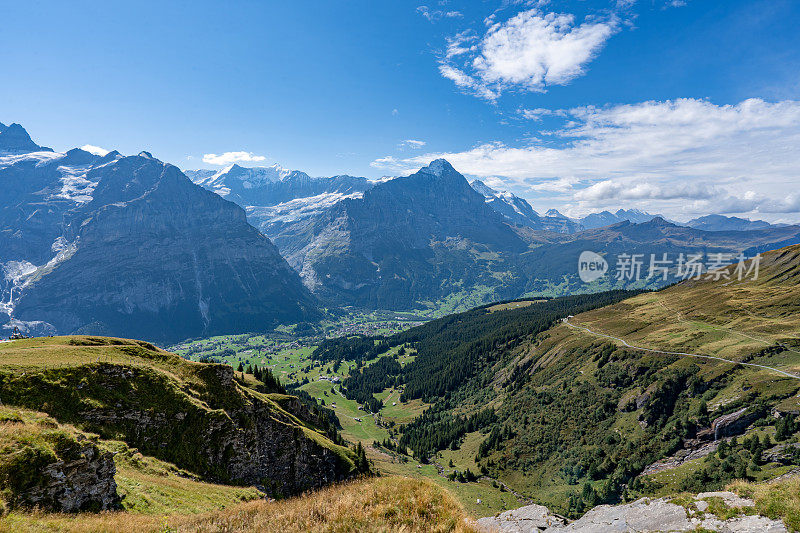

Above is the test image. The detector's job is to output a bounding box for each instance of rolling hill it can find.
[312,243,800,517]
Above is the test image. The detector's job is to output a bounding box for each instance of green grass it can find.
[0,336,359,488]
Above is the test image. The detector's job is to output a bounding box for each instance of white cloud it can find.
[519,107,561,120]
[438,64,499,100]
[80,144,110,156]
[399,139,426,149]
[575,180,717,201]
[371,98,800,220]
[439,9,619,98]
[370,156,399,169]
[417,5,463,22]
[201,151,267,166]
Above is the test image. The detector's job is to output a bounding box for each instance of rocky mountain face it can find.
[273,159,532,309]
[0,122,52,153]
[1,124,318,342]
[75,362,352,493]
[249,161,800,310]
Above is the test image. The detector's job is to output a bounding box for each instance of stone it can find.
[695,491,755,508]
[476,503,567,532]
[8,438,120,513]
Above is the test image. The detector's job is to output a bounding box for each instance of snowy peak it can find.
[185,163,295,198]
[470,179,498,198]
[223,163,293,184]
[420,158,456,177]
[545,209,567,218]
[0,122,52,154]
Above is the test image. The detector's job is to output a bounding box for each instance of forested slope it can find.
[313,245,800,517]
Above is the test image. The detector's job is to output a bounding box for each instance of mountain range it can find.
[0,124,318,342]
[4,121,799,341]
[187,158,800,313]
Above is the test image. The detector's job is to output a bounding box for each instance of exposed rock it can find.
[560,498,692,532]
[641,440,719,475]
[476,503,567,532]
[476,495,788,532]
[696,491,755,508]
[711,408,762,440]
[763,442,800,463]
[3,436,120,513]
[695,515,786,532]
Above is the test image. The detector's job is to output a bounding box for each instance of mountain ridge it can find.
[1,124,319,342]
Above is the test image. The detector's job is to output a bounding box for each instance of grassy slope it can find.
[1,477,479,533]
[0,336,357,488]
[399,245,800,515]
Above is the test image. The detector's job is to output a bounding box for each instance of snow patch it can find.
[247,192,363,225]
[53,164,98,204]
[0,150,65,168]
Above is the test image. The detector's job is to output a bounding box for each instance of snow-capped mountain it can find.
[470,180,582,234]
[185,163,292,198]
[186,163,374,238]
[1,124,318,341]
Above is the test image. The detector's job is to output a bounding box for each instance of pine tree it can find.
[355,442,369,473]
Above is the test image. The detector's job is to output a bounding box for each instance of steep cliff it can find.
[0,336,361,498]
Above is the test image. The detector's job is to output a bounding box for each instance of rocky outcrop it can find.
[79,363,357,495]
[1,434,119,513]
[477,493,787,532]
[711,407,762,440]
[0,344,358,498]
[21,441,119,512]
[476,504,566,532]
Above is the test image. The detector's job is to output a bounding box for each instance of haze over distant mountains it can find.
[3,121,799,342]
[187,158,800,311]
[187,160,786,237]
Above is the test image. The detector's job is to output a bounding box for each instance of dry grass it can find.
[730,476,800,531]
[0,477,480,533]
[565,245,800,375]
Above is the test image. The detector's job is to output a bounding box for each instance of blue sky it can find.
[2,0,800,221]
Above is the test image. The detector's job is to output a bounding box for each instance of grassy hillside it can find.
[1,477,478,533]
[307,244,800,518]
[0,336,362,502]
[463,245,800,514]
